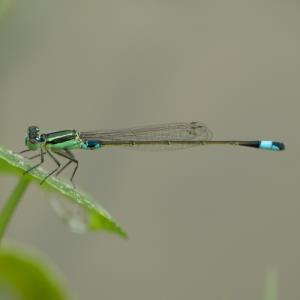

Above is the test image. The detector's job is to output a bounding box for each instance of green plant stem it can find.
[0,176,30,244]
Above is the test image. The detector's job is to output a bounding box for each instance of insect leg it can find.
[19,149,32,154]
[53,150,79,186]
[28,152,46,160]
[40,150,61,185]
[23,149,45,175]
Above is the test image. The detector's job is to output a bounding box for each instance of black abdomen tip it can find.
[273,142,285,151]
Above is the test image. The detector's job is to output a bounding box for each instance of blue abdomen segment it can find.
[259,141,285,151]
[81,140,102,150]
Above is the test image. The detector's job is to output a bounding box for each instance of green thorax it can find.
[44,130,83,150]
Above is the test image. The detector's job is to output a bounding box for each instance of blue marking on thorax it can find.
[82,140,102,150]
[260,140,277,151]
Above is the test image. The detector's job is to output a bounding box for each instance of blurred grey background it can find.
[0,1,299,299]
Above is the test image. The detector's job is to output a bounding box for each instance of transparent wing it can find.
[80,122,213,151]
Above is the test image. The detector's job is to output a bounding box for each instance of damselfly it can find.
[20,122,285,185]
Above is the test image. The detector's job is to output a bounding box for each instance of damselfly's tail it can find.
[206,140,285,151]
[239,140,285,151]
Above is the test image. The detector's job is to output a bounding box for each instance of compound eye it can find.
[28,126,40,143]
[28,126,40,133]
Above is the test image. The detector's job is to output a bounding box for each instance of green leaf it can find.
[0,177,30,243]
[0,246,70,300]
[0,145,127,238]
[263,266,278,300]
